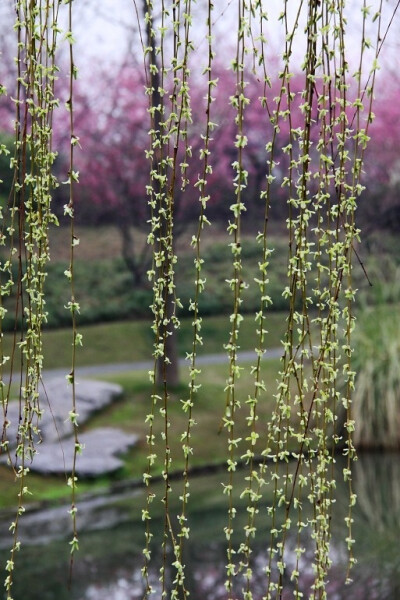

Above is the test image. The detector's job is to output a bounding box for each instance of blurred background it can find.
[0,1,399,598]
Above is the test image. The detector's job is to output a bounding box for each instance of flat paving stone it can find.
[0,379,140,477]
[1,378,123,449]
[30,427,139,477]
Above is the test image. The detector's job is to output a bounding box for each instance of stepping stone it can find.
[0,379,140,476]
[1,378,123,449]
[29,427,139,477]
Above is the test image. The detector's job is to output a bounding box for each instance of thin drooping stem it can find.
[2,1,63,597]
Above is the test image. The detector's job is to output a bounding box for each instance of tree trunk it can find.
[156,285,180,387]
[143,0,180,386]
[119,221,144,286]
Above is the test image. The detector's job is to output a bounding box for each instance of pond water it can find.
[1,453,399,600]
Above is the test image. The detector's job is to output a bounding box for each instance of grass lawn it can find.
[91,357,281,474]
[0,308,287,509]
[2,311,286,371]
[0,357,282,509]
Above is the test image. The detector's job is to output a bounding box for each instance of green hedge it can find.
[0,234,396,331]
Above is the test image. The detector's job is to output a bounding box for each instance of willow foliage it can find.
[0,1,397,599]
[140,1,389,599]
[0,1,79,597]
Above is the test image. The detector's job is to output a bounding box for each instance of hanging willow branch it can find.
[64,0,81,573]
[0,2,76,597]
[138,1,394,599]
[0,0,397,598]
[1,3,61,596]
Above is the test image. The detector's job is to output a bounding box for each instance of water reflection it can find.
[354,453,400,531]
[1,453,400,600]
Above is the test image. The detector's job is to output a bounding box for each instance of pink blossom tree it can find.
[361,83,400,232]
[58,61,237,284]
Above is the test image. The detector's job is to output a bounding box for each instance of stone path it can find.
[1,378,139,477]
[39,348,282,379]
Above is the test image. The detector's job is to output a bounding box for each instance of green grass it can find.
[0,460,118,508]
[90,358,280,474]
[2,223,398,508]
[0,358,281,509]
[1,224,398,335]
[0,307,286,509]
[2,311,286,371]
[0,227,295,331]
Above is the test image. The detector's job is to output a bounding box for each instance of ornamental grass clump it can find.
[352,306,400,449]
